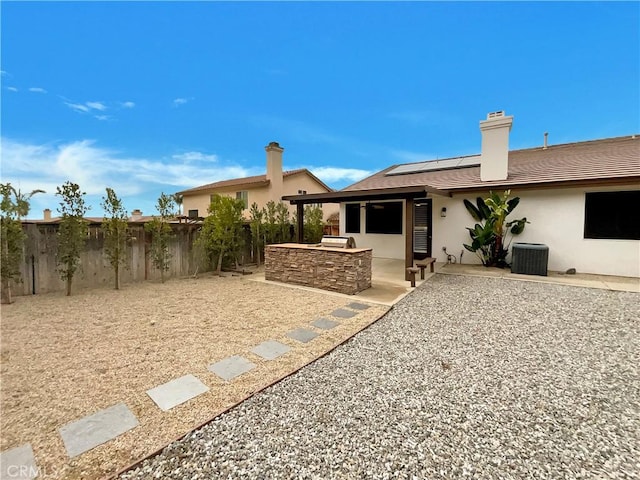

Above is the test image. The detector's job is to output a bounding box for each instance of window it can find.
[298,189,307,195]
[345,203,360,233]
[366,201,403,234]
[236,191,248,209]
[584,191,640,240]
[188,209,199,219]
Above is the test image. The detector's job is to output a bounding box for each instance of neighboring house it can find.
[177,142,337,220]
[284,112,639,278]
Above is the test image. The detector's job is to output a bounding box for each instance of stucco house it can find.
[284,112,639,278]
[177,142,336,220]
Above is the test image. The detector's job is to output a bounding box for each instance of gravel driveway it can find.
[120,274,640,479]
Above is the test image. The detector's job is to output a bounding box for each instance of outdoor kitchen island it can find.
[265,242,372,295]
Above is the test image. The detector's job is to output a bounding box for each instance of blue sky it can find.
[2,1,638,218]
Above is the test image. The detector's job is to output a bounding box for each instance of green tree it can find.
[263,200,279,245]
[275,202,291,243]
[463,190,528,268]
[101,187,129,290]
[173,193,183,216]
[197,194,244,274]
[56,181,89,296]
[302,205,324,243]
[144,192,176,283]
[248,202,264,266]
[0,184,43,303]
[14,187,45,219]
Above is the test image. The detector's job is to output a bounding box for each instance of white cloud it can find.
[29,87,47,93]
[86,101,107,111]
[173,97,193,107]
[121,101,135,108]
[63,99,111,114]
[0,70,8,77]
[7,86,18,92]
[172,151,218,163]
[94,115,111,121]
[0,137,252,215]
[310,167,372,183]
[65,102,90,113]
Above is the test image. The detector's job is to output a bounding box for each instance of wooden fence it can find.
[13,222,208,296]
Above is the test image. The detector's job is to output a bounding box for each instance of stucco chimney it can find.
[265,141,284,201]
[131,209,142,221]
[480,111,513,181]
[43,209,52,221]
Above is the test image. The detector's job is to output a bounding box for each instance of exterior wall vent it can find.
[511,243,549,276]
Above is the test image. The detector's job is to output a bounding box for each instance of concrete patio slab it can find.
[251,340,291,360]
[0,444,38,480]
[346,302,371,310]
[286,328,319,343]
[59,403,138,458]
[331,308,357,319]
[146,374,209,412]
[208,355,256,381]
[438,263,640,293]
[312,318,340,330]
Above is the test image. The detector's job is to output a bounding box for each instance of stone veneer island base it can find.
[265,243,372,295]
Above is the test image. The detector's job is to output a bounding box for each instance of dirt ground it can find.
[0,273,389,479]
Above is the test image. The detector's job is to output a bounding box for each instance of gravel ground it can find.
[119,274,640,480]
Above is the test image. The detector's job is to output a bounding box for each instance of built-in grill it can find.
[319,236,357,249]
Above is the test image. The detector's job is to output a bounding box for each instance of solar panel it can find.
[386,155,481,176]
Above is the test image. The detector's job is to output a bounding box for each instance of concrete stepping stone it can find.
[0,444,38,479]
[312,318,340,330]
[251,340,291,360]
[286,327,319,343]
[59,403,138,458]
[146,374,209,411]
[331,308,357,319]
[346,302,371,310]
[209,355,256,381]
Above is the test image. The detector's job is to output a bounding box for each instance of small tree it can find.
[249,202,264,266]
[144,193,176,283]
[275,202,292,243]
[0,184,43,303]
[263,200,279,246]
[56,181,89,296]
[303,205,324,243]
[463,190,528,268]
[101,187,129,290]
[197,194,244,274]
[173,193,183,216]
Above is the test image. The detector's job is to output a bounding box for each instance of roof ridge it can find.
[389,135,639,169]
[509,134,639,154]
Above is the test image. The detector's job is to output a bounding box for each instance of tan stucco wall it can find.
[282,174,339,220]
[181,173,338,221]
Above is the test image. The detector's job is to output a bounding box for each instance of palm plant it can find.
[463,190,528,267]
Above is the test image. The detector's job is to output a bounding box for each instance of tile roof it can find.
[177,168,313,195]
[344,135,640,193]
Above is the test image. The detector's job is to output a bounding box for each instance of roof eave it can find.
[282,185,449,204]
[445,176,640,195]
[177,180,271,195]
